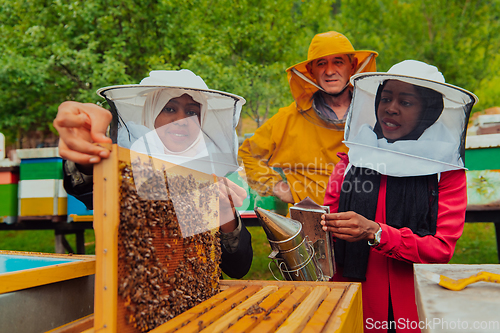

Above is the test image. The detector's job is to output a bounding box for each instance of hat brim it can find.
[350,73,478,106]
[286,50,378,77]
[96,85,246,106]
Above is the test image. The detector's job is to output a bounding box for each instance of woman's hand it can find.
[53,101,113,171]
[217,177,247,233]
[273,180,294,204]
[321,211,380,242]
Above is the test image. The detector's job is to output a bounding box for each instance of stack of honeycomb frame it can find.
[60,279,362,333]
[148,280,363,333]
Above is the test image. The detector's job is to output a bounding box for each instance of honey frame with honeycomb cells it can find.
[93,144,220,332]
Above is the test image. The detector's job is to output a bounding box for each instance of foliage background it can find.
[1,0,499,146]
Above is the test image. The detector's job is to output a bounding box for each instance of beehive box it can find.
[92,144,220,332]
[50,144,362,333]
[0,164,19,223]
[52,280,362,333]
[150,280,362,333]
[16,148,67,220]
[465,133,500,210]
[0,250,95,333]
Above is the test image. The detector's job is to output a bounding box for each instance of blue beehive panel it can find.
[67,194,93,216]
[0,254,80,274]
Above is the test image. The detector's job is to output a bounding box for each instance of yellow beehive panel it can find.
[274,286,329,333]
[53,281,362,333]
[149,286,245,333]
[201,285,278,333]
[175,285,262,333]
[150,281,361,333]
[322,283,363,333]
[224,285,295,333]
[301,288,346,333]
[19,197,67,216]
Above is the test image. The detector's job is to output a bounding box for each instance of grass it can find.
[0,229,96,255]
[1,223,497,279]
[449,222,499,264]
[228,225,276,281]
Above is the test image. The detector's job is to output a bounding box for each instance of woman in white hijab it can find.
[54,70,253,279]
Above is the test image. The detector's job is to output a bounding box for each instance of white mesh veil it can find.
[344,60,477,177]
[96,70,246,236]
[97,70,245,177]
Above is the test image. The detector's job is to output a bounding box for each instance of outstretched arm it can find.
[322,170,466,264]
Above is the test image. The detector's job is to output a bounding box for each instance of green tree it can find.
[3,0,499,147]
[0,0,190,145]
[334,0,500,112]
[0,0,335,142]
[164,0,334,129]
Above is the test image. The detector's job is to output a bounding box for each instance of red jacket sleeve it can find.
[374,169,466,263]
[323,152,349,213]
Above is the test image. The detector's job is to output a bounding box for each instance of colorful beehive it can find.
[465,133,500,210]
[0,162,20,224]
[150,280,363,333]
[16,148,67,220]
[0,250,95,333]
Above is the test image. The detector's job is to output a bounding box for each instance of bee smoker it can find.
[289,197,335,280]
[255,207,324,281]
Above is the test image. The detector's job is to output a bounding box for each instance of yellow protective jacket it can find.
[238,104,347,206]
[239,31,377,206]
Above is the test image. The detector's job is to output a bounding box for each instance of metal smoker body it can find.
[255,207,324,281]
[289,197,335,280]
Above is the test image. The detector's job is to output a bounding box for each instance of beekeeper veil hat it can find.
[97,69,246,177]
[286,31,378,130]
[344,60,477,177]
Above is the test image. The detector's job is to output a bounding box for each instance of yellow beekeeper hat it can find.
[287,31,378,112]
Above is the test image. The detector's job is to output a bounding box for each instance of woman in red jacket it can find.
[321,60,477,333]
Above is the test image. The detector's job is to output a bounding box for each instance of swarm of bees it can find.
[118,159,221,332]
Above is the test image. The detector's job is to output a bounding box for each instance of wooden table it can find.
[414,264,500,333]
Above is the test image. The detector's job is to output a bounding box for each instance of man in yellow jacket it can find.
[239,31,377,206]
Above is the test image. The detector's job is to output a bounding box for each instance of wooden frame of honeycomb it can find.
[93,144,220,332]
